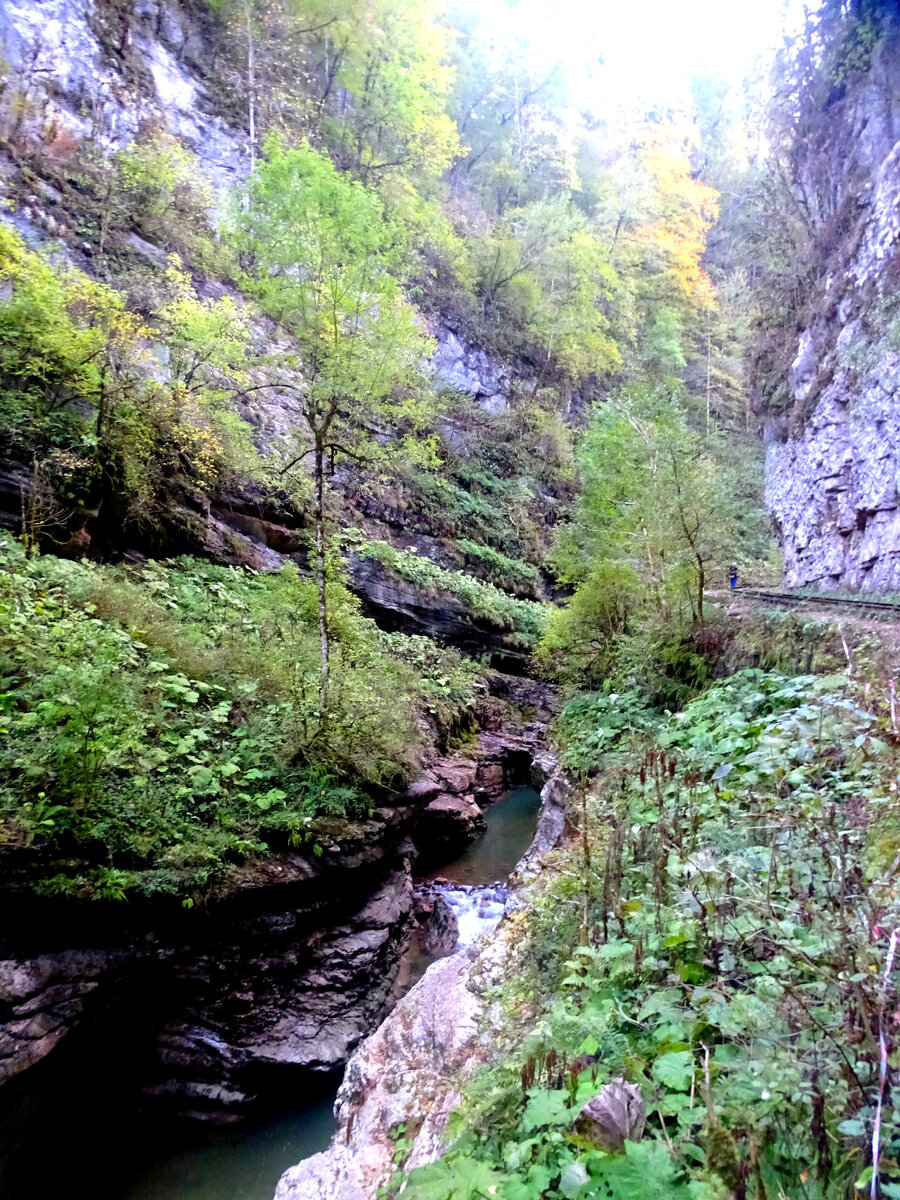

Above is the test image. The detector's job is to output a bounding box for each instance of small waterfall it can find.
[421,882,508,948]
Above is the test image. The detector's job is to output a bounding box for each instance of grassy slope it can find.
[0,540,485,901]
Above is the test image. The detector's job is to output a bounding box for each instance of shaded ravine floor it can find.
[91,784,542,1200]
[114,1082,341,1200]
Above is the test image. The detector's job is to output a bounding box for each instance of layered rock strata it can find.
[0,726,543,1124]
[275,764,571,1200]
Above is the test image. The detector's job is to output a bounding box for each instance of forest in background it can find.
[0,0,892,885]
[6,0,900,1196]
[0,0,790,900]
[0,0,883,897]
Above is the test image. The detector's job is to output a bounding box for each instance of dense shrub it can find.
[456,539,543,598]
[0,541,481,899]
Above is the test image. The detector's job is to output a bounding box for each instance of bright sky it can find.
[585,0,805,104]
[459,0,811,111]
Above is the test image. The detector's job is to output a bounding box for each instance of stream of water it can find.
[426,783,543,887]
[3,784,541,1200]
[115,1086,340,1200]
[405,782,543,983]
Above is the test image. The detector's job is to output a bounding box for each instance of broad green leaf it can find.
[651,1050,694,1091]
[521,1088,571,1132]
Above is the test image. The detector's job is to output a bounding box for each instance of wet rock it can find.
[0,467,30,532]
[475,761,504,792]
[277,752,568,1199]
[0,847,416,1118]
[514,765,568,883]
[435,759,477,794]
[419,896,459,956]
[147,867,416,1107]
[420,793,485,856]
[400,772,441,804]
[576,1079,646,1152]
[275,951,484,1200]
[0,950,120,1086]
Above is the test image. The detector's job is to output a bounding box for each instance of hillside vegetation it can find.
[6,1,900,1193]
[0,0,772,900]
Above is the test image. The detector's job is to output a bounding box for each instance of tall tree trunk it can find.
[696,556,705,631]
[580,785,592,944]
[314,438,329,689]
[95,365,107,441]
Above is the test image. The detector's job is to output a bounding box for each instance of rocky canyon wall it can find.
[0,1,529,567]
[763,16,900,590]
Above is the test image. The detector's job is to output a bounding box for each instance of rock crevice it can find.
[275,763,570,1200]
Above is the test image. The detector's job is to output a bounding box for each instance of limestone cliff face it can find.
[0,0,246,201]
[764,18,900,590]
[0,1,525,564]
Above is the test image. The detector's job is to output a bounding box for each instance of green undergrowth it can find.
[0,541,483,901]
[365,403,573,570]
[400,667,900,1199]
[350,535,548,650]
[390,469,513,547]
[541,602,868,711]
[455,539,543,598]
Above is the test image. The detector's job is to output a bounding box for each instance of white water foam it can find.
[431,883,508,947]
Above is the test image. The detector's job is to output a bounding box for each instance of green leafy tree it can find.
[233,137,435,684]
[215,0,460,186]
[0,224,146,452]
[447,11,572,211]
[550,384,768,675]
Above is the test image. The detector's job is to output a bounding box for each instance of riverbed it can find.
[1,784,541,1200]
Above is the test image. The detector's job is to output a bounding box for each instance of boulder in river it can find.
[419,793,485,856]
[419,895,459,955]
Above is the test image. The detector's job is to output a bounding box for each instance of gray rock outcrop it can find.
[763,16,900,590]
[349,554,534,673]
[418,895,459,956]
[430,327,511,413]
[275,761,568,1200]
[0,851,415,1116]
[0,726,544,1125]
[275,949,483,1200]
[0,0,246,197]
[407,730,545,864]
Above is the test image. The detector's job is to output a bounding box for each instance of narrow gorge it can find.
[3,2,900,1199]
